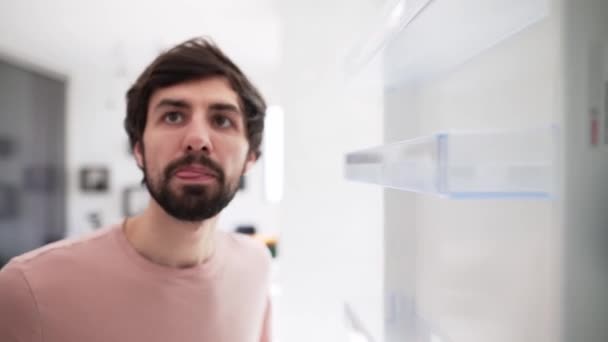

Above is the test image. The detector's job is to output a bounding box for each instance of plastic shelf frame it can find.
[345,126,558,199]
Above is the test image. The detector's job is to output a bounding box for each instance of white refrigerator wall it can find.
[276,1,385,341]
[383,2,564,342]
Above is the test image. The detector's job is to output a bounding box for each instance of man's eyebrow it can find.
[153,99,191,110]
[209,102,241,114]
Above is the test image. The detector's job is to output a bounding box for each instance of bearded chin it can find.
[143,169,239,222]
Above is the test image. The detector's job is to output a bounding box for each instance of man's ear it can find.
[243,151,258,175]
[133,142,144,169]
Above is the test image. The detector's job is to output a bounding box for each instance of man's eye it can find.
[164,112,184,124]
[213,115,233,128]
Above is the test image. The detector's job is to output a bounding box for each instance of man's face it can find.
[134,76,255,221]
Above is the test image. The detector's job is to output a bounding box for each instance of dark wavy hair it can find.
[124,37,266,159]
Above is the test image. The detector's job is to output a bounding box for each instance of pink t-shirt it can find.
[0,223,272,342]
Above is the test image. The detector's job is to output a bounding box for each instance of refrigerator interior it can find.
[343,0,608,341]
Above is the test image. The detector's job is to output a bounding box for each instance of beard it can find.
[142,152,241,222]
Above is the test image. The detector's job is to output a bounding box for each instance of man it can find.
[0,37,272,342]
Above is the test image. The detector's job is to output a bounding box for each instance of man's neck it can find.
[124,202,218,269]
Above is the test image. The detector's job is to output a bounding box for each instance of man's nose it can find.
[182,116,213,154]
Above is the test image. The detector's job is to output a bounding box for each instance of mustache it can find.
[164,153,225,182]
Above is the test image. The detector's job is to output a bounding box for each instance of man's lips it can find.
[173,166,218,181]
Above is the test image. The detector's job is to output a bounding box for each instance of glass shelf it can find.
[344,126,557,199]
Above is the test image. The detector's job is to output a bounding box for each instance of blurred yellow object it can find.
[254,234,278,258]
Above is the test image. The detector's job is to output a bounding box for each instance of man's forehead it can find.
[149,77,240,109]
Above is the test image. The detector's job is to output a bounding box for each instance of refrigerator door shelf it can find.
[344,0,549,88]
[344,126,557,199]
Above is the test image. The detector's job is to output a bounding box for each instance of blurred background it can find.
[1,0,607,341]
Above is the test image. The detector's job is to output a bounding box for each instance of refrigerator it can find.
[343,0,608,341]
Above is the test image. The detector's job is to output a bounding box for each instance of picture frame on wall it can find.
[79,166,110,193]
[122,185,150,217]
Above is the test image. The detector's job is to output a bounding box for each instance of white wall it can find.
[65,66,135,235]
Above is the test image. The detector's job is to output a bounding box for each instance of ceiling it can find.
[0,0,282,80]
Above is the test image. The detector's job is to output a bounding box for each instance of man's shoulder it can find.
[7,224,121,272]
[220,231,272,263]
[218,231,273,286]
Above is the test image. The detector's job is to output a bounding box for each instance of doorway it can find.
[0,59,67,267]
